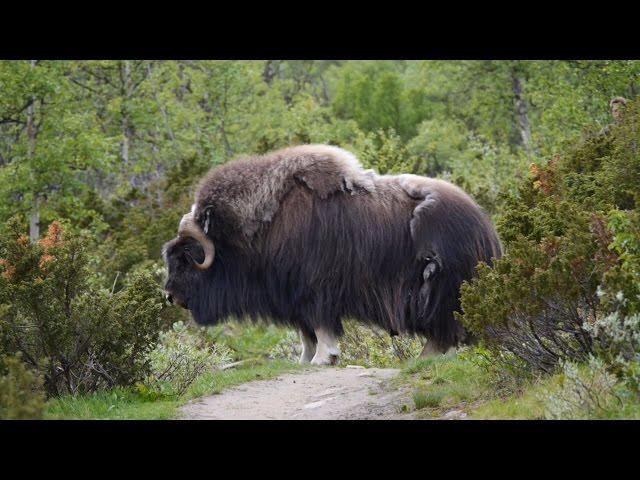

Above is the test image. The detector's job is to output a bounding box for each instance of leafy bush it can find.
[268,330,301,361]
[142,321,233,398]
[339,320,423,368]
[459,101,640,375]
[0,218,167,396]
[460,231,602,373]
[600,210,640,316]
[0,354,45,419]
[543,357,622,419]
[462,345,535,395]
[586,312,640,393]
[350,128,413,175]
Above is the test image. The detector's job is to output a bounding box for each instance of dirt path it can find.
[179,366,415,420]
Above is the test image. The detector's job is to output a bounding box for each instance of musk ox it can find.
[163,144,502,365]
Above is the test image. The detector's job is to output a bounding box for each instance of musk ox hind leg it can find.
[298,329,317,364]
[311,327,340,366]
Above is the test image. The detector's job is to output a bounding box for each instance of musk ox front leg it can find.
[298,330,317,364]
[310,327,340,366]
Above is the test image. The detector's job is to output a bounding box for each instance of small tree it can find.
[0,218,167,396]
[458,101,640,376]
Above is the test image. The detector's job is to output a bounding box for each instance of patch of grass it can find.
[184,359,300,398]
[45,356,300,419]
[399,353,494,416]
[591,396,640,419]
[395,348,640,420]
[471,375,559,419]
[43,319,300,420]
[207,322,292,360]
[413,390,445,409]
[45,388,179,420]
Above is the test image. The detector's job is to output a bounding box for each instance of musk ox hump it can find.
[194,144,376,243]
[281,144,376,198]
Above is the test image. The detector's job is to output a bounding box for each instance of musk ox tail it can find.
[399,175,502,351]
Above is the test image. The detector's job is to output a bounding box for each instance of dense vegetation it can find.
[1,60,639,419]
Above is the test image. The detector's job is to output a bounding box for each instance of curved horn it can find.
[178,213,215,270]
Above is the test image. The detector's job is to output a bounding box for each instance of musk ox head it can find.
[162,210,215,309]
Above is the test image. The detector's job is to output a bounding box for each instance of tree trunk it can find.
[27,60,40,242]
[512,73,533,156]
[262,60,278,85]
[120,60,132,166]
[29,196,40,242]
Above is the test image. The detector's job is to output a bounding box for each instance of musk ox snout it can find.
[165,290,187,309]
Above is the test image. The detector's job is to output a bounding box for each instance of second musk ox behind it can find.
[163,145,502,365]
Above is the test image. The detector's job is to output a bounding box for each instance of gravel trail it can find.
[179,366,414,420]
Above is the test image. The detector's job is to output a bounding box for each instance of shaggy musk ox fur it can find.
[163,144,502,352]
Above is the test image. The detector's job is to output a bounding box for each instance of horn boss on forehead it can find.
[178,212,215,270]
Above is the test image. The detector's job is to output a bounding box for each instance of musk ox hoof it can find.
[310,353,339,366]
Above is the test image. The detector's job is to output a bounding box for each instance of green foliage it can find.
[45,358,298,420]
[459,100,640,376]
[2,60,640,417]
[0,219,167,397]
[0,61,114,233]
[339,320,423,368]
[350,128,413,175]
[601,210,640,315]
[268,330,301,362]
[0,354,45,419]
[209,321,293,361]
[586,313,640,393]
[543,357,625,420]
[332,61,429,140]
[400,352,493,417]
[413,389,445,409]
[142,321,233,398]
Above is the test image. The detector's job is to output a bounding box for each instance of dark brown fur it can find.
[163,145,502,351]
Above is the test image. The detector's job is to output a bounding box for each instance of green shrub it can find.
[459,228,600,373]
[339,320,423,368]
[458,101,640,375]
[586,312,640,393]
[461,345,534,395]
[268,330,301,361]
[142,321,233,398]
[601,210,640,315]
[0,218,167,397]
[543,357,623,419]
[0,354,45,419]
